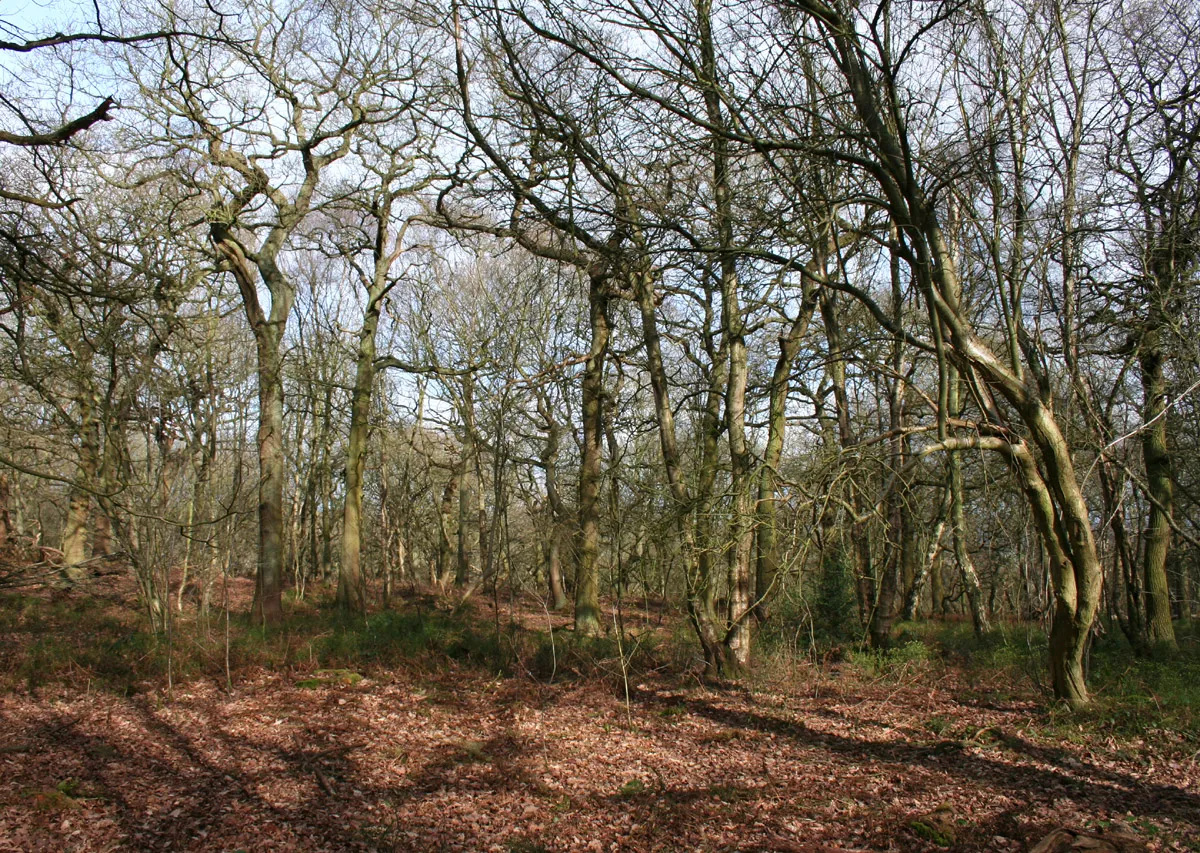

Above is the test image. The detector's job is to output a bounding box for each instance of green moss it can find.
[909,819,954,846]
[26,787,80,812]
[618,778,646,798]
[507,839,552,853]
[295,669,363,689]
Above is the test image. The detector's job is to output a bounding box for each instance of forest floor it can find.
[0,581,1197,852]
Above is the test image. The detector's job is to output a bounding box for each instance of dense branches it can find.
[0,0,1196,705]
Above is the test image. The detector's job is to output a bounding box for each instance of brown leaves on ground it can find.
[1028,828,1149,853]
[1,661,1197,853]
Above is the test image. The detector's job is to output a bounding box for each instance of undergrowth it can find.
[4,587,1197,750]
[754,598,1199,747]
[0,590,670,694]
[898,618,1200,746]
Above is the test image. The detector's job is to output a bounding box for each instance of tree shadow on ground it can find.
[6,679,1196,853]
[648,690,1199,826]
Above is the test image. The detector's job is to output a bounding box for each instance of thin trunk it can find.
[542,409,569,611]
[635,268,727,674]
[456,441,478,586]
[820,288,874,636]
[930,545,946,618]
[212,224,291,628]
[698,0,752,669]
[756,288,818,620]
[904,488,950,620]
[178,496,195,612]
[575,272,611,636]
[321,481,333,577]
[1100,460,1144,650]
[0,473,10,542]
[875,240,908,645]
[436,470,459,588]
[695,311,728,630]
[457,375,479,588]
[947,364,989,636]
[547,529,567,611]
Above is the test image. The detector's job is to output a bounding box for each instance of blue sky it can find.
[3,0,110,39]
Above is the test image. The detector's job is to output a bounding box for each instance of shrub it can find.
[814,553,857,645]
[848,639,932,678]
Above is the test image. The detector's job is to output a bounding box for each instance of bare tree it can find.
[134,0,423,624]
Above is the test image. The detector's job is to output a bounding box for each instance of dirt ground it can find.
[1,657,1196,852]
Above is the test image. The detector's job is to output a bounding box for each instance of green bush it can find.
[814,553,857,645]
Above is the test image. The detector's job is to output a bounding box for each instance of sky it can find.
[2,0,106,37]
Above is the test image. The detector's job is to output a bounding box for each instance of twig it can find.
[313,767,335,796]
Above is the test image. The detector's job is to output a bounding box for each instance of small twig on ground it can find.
[313,766,335,796]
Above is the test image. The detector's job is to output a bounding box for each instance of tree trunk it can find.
[820,288,875,638]
[799,0,1103,705]
[211,223,292,628]
[0,473,10,542]
[904,488,950,620]
[755,293,817,619]
[338,307,377,614]
[947,364,989,637]
[252,334,286,626]
[456,442,479,587]
[575,270,611,636]
[456,373,480,588]
[61,488,91,570]
[542,411,569,611]
[1139,319,1177,653]
[61,411,100,581]
[436,469,459,588]
[635,268,728,674]
[875,251,909,645]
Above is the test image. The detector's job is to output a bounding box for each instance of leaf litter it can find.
[1,660,1196,852]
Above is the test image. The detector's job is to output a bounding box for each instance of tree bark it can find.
[1139,316,1177,652]
[903,488,950,620]
[756,288,818,620]
[252,326,286,626]
[212,224,290,628]
[820,288,875,639]
[541,406,569,611]
[947,364,989,637]
[337,312,376,614]
[0,473,10,542]
[436,468,460,588]
[799,5,1103,703]
[575,268,611,636]
[635,268,728,674]
[61,407,101,581]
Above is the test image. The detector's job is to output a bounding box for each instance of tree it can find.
[733,0,1109,704]
[0,149,201,624]
[1103,0,1200,653]
[136,0,422,624]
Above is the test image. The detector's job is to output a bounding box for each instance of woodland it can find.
[0,0,1198,850]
